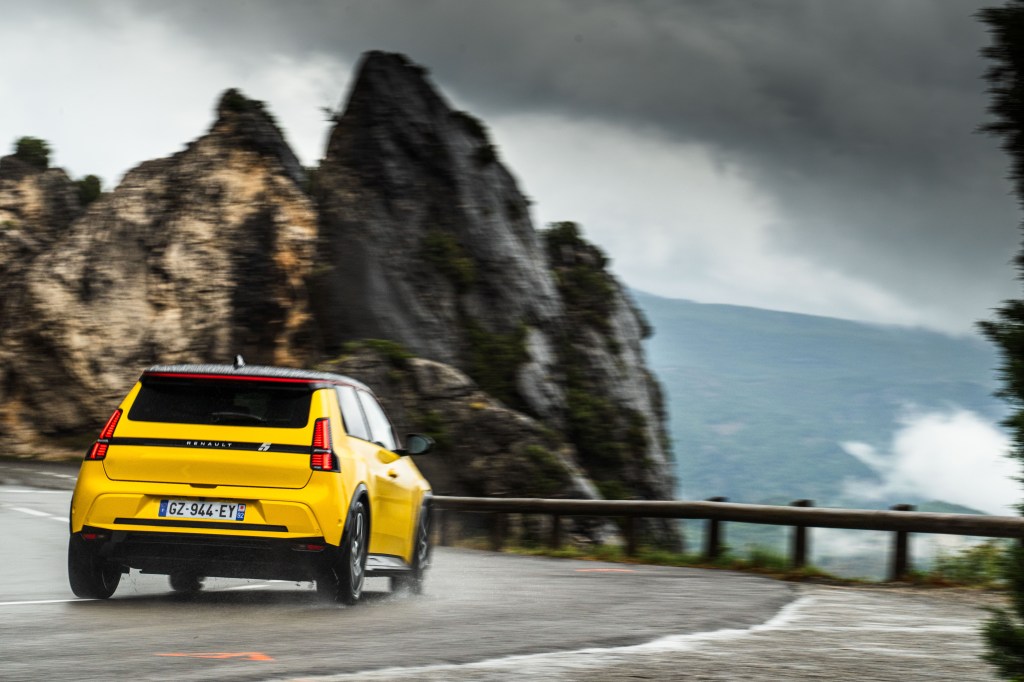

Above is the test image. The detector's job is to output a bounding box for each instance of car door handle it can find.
[387,468,399,479]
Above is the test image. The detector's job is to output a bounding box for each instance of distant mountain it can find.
[634,290,1004,506]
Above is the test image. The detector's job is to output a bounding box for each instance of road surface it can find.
[0,459,1000,681]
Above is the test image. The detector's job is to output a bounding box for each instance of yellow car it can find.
[68,361,434,603]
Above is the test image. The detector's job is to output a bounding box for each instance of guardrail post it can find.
[550,514,562,550]
[704,497,727,561]
[790,499,813,568]
[889,504,915,581]
[624,516,639,557]
[490,512,506,552]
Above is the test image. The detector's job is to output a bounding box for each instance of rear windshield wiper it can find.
[209,411,267,425]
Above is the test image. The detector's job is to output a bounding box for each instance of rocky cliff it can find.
[0,90,319,451]
[0,51,677,542]
[315,52,674,504]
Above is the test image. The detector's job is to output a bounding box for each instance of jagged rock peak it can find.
[207,88,305,187]
[341,51,451,123]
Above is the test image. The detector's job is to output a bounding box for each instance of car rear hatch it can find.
[102,374,319,489]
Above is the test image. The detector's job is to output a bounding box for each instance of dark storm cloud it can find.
[56,0,1024,326]
[136,0,1018,314]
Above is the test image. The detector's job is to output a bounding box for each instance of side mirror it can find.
[401,434,434,456]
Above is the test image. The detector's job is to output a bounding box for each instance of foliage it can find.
[501,541,836,579]
[931,540,1010,588]
[978,3,1024,675]
[522,445,566,497]
[13,136,50,169]
[218,89,281,128]
[464,319,528,408]
[342,338,412,368]
[594,479,629,500]
[221,88,252,113]
[75,175,102,206]
[303,166,321,197]
[985,546,1024,680]
[562,385,650,500]
[543,221,615,333]
[541,220,654,500]
[410,408,452,455]
[421,230,476,292]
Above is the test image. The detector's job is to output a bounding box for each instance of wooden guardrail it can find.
[432,496,1024,581]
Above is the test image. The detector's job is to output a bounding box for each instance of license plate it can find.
[158,499,247,521]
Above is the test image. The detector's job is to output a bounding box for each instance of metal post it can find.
[790,499,813,569]
[704,497,727,561]
[550,514,562,550]
[889,504,915,581]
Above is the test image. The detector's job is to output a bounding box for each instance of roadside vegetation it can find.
[442,532,1015,588]
[977,2,1024,677]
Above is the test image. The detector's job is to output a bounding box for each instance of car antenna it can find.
[234,354,246,369]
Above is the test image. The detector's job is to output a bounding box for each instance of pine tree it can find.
[979,2,1024,677]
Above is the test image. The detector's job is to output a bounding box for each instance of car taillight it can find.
[310,417,337,471]
[85,409,122,460]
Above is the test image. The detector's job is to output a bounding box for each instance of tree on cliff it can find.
[13,136,50,169]
[978,2,1024,677]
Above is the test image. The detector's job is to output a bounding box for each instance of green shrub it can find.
[221,89,250,113]
[543,221,616,333]
[931,540,1009,587]
[596,479,631,500]
[75,175,102,206]
[13,136,50,169]
[303,166,320,197]
[342,338,413,368]
[523,445,567,496]
[465,319,528,408]
[410,409,452,454]
[422,230,476,292]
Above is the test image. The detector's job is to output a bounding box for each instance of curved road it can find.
[0,460,999,681]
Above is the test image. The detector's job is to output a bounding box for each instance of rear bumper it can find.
[71,462,348,545]
[80,527,334,582]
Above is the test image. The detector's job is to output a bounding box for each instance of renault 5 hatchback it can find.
[68,362,433,604]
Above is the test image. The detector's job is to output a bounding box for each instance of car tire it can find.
[68,535,121,599]
[169,572,204,593]
[393,505,431,595]
[317,499,369,605]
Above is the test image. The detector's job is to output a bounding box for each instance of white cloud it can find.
[0,7,347,185]
[841,408,1017,515]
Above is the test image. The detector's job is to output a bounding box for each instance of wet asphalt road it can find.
[0,460,793,681]
[0,460,1000,681]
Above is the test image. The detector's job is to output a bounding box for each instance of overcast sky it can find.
[3,0,1019,335]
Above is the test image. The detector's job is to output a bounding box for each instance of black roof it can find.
[142,364,370,391]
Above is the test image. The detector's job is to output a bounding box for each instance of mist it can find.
[841,408,1017,516]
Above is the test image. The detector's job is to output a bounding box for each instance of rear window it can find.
[128,379,312,428]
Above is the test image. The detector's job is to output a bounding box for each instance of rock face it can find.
[316,52,673,505]
[0,51,678,547]
[0,90,319,451]
[318,346,596,500]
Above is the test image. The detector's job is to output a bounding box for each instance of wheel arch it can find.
[344,483,371,541]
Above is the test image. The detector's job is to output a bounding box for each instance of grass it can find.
[466,540,839,582]
[443,535,1011,589]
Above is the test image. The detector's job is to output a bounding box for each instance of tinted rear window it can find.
[129,379,312,428]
